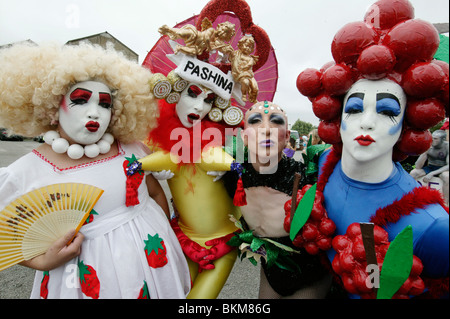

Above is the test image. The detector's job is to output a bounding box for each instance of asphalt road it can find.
[0,139,262,299]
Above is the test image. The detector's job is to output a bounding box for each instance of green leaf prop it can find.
[289,183,317,241]
[434,34,449,63]
[377,225,414,299]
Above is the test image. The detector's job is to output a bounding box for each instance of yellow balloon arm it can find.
[136,147,235,172]
[138,150,180,172]
[198,147,235,171]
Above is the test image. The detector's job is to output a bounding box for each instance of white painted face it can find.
[176,84,215,128]
[340,78,406,163]
[59,81,112,145]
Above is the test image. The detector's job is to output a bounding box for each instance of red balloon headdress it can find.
[296,0,448,161]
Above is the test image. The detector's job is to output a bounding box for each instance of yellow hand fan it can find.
[0,183,103,272]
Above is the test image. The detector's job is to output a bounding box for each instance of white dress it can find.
[0,142,191,299]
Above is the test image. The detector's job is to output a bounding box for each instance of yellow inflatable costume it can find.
[126,99,242,299]
[134,0,276,298]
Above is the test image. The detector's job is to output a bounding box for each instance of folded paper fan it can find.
[0,183,103,272]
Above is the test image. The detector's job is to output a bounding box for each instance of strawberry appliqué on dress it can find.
[123,154,145,207]
[78,260,100,299]
[138,281,150,299]
[144,233,168,268]
[40,271,50,299]
[83,209,98,225]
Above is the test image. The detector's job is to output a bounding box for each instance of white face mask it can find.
[340,78,406,163]
[176,84,215,128]
[59,81,112,145]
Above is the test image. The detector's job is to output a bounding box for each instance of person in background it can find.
[308,129,323,146]
[283,137,296,158]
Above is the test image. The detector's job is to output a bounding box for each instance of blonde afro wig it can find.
[0,42,158,144]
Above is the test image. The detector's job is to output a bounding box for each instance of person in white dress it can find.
[0,43,191,299]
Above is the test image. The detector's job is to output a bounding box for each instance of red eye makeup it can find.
[99,92,112,108]
[70,88,93,104]
[188,85,203,97]
[205,93,216,104]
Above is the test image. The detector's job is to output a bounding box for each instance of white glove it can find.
[151,170,175,180]
[207,171,226,182]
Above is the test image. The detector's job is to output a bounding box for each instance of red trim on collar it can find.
[32,142,125,172]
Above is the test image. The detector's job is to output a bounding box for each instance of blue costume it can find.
[319,150,449,297]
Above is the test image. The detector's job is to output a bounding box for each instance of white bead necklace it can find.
[43,130,114,160]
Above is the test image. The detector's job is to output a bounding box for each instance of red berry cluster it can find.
[332,222,425,299]
[296,0,448,161]
[284,185,336,255]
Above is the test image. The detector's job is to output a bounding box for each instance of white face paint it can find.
[176,84,215,128]
[59,81,112,145]
[340,78,406,163]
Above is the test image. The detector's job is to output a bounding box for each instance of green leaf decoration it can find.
[377,225,414,299]
[250,237,265,252]
[144,234,164,255]
[226,233,243,247]
[78,260,91,283]
[290,183,317,241]
[225,130,247,163]
[303,142,331,177]
[264,238,299,254]
[125,154,139,166]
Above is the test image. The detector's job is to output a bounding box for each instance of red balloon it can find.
[319,218,336,236]
[357,45,396,80]
[346,223,362,239]
[296,68,322,97]
[406,98,446,130]
[410,255,424,277]
[312,94,342,121]
[364,0,414,31]
[397,128,432,155]
[408,277,426,296]
[320,61,335,73]
[432,60,450,79]
[332,235,351,251]
[392,147,408,162]
[383,19,440,72]
[322,64,355,96]
[318,119,342,144]
[402,62,446,98]
[331,21,379,67]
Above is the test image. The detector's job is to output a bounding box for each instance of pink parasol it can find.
[142,12,278,112]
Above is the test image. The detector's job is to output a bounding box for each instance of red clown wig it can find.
[296,0,448,161]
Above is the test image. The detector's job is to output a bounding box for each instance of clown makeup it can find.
[176,84,216,128]
[340,78,406,164]
[58,81,112,145]
[242,101,289,172]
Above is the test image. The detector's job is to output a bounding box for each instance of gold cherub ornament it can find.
[158,18,235,57]
[158,18,260,104]
[225,35,259,103]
